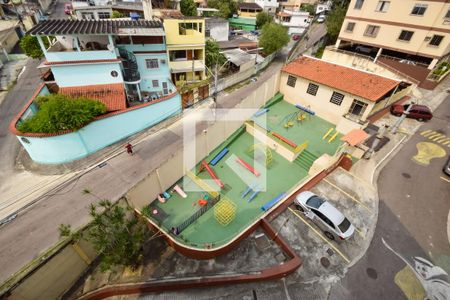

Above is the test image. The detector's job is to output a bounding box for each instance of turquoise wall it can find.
[134,53,172,93]
[17,94,182,164]
[51,62,124,87]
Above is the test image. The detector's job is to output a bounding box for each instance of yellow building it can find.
[238,3,263,18]
[335,0,450,70]
[163,17,206,85]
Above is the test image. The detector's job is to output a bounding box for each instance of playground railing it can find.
[174,195,221,234]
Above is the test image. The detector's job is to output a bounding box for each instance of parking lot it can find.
[271,167,378,280]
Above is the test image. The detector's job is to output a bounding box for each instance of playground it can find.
[145,94,345,249]
[252,99,343,158]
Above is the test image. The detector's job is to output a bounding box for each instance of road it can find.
[50,0,68,20]
[329,98,450,299]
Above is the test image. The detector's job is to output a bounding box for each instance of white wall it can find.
[279,72,375,133]
[207,21,229,42]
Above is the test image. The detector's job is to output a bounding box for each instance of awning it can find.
[340,129,370,146]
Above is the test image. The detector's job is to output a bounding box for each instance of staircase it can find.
[118,48,140,82]
[294,150,318,172]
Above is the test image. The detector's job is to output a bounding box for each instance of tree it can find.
[259,23,289,55]
[256,12,272,29]
[180,0,198,17]
[20,35,49,59]
[17,94,107,133]
[207,0,238,19]
[205,39,227,69]
[60,199,147,272]
[111,10,123,18]
[325,4,348,43]
[300,3,315,15]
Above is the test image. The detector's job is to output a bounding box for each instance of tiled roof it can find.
[29,19,163,36]
[341,129,369,146]
[239,2,262,10]
[282,56,400,102]
[59,83,126,112]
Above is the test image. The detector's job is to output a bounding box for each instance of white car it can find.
[294,191,355,241]
[316,15,326,23]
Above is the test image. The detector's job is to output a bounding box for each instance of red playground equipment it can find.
[199,160,224,189]
[271,132,297,148]
[236,157,260,177]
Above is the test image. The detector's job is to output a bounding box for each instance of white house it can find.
[205,18,229,42]
[275,9,310,35]
[254,0,279,14]
[279,56,411,133]
[315,1,332,15]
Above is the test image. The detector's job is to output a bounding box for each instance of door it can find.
[187,50,193,60]
[311,208,337,236]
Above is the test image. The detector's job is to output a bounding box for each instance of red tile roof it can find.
[341,129,369,146]
[59,83,126,112]
[282,56,400,102]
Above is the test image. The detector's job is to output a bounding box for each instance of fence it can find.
[175,194,221,234]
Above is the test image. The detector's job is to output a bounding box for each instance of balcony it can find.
[169,60,205,72]
[45,41,117,63]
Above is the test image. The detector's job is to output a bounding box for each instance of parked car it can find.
[316,15,326,23]
[294,191,355,241]
[64,3,73,14]
[443,155,450,176]
[390,103,433,121]
[292,34,301,41]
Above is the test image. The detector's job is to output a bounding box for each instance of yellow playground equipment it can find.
[294,140,309,153]
[214,198,236,226]
[247,144,273,166]
[323,128,339,143]
[281,111,308,128]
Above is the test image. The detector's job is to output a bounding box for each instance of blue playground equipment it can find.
[210,148,229,166]
[247,189,260,203]
[241,185,253,198]
[163,192,171,199]
[295,104,315,115]
[261,192,286,211]
[254,108,269,117]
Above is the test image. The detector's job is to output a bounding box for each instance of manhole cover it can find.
[320,257,330,268]
[402,173,411,179]
[366,267,378,279]
[326,248,334,256]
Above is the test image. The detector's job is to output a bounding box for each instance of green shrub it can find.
[18,94,107,133]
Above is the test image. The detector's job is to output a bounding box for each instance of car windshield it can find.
[338,218,351,233]
[306,196,325,209]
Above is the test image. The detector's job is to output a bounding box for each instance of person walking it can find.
[125,143,133,155]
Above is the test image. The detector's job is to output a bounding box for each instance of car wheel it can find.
[295,205,304,212]
[324,231,335,240]
[418,118,424,122]
[394,113,402,117]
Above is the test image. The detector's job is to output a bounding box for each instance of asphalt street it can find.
[0,23,327,285]
[329,97,450,299]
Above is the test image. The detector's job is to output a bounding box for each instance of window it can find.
[354,0,364,10]
[338,218,351,233]
[311,209,335,229]
[429,35,444,46]
[364,25,380,37]
[345,22,355,32]
[398,30,414,41]
[375,1,390,12]
[146,59,159,69]
[330,92,344,105]
[411,4,427,16]
[170,50,187,61]
[81,12,94,20]
[445,9,450,18]
[205,29,210,37]
[287,75,296,87]
[179,22,201,35]
[307,83,319,95]
[162,82,169,95]
[348,99,368,117]
[97,12,110,19]
[152,80,159,88]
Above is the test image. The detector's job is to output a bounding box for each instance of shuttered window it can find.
[307,83,319,96]
[330,92,344,106]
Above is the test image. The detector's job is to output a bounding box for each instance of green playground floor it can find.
[253,100,343,157]
[147,96,344,249]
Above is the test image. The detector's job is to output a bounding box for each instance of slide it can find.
[173,184,187,198]
[210,148,229,166]
[254,108,269,117]
[236,157,260,177]
[201,161,224,189]
[261,192,286,211]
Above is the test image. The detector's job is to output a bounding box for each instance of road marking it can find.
[323,179,373,213]
[440,176,450,183]
[420,130,450,148]
[420,129,433,137]
[288,207,350,264]
[412,142,446,166]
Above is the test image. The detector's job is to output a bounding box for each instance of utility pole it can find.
[390,102,414,134]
